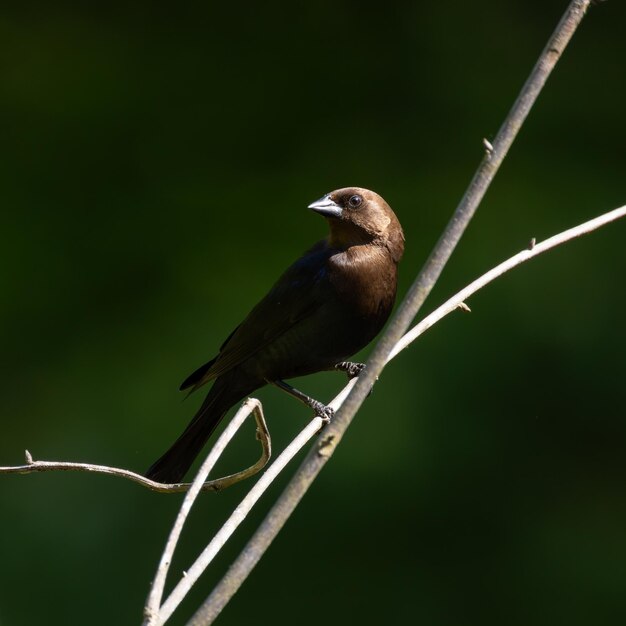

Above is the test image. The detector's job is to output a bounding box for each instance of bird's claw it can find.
[311,400,334,423]
[335,361,366,380]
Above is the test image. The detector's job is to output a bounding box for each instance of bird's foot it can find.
[310,400,334,423]
[335,361,366,379]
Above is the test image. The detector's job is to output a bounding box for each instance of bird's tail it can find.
[145,376,250,484]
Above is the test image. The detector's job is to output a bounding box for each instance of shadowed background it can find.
[1,1,625,624]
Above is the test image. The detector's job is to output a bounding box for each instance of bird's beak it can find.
[307,195,343,219]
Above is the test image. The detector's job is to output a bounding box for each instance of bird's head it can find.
[308,187,404,262]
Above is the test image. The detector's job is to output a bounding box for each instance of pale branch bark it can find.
[187,2,598,623]
[0,399,271,495]
[143,399,269,625]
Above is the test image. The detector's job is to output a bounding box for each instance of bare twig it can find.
[389,204,626,360]
[187,2,597,623]
[151,380,357,624]
[0,399,271,495]
[143,399,268,624]
[156,416,325,625]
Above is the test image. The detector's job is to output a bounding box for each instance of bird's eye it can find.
[348,194,362,208]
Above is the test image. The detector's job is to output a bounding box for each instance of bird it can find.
[146,187,405,484]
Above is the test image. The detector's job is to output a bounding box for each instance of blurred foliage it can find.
[1,1,625,624]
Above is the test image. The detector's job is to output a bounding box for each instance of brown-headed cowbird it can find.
[146,187,404,483]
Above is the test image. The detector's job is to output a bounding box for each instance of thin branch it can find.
[143,399,268,625]
[389,204,626,361]
[187,2,597,623]
[0,399,271,495]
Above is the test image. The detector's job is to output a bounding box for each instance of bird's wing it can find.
[183,241,334,391]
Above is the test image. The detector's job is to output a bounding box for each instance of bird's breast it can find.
[328,245,398,321]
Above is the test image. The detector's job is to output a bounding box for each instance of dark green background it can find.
[1,1,625,624]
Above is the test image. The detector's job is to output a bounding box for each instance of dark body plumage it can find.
[146,187,404,483]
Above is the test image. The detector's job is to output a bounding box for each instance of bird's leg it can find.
[270,379,334,422]
[334,361,366,379]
